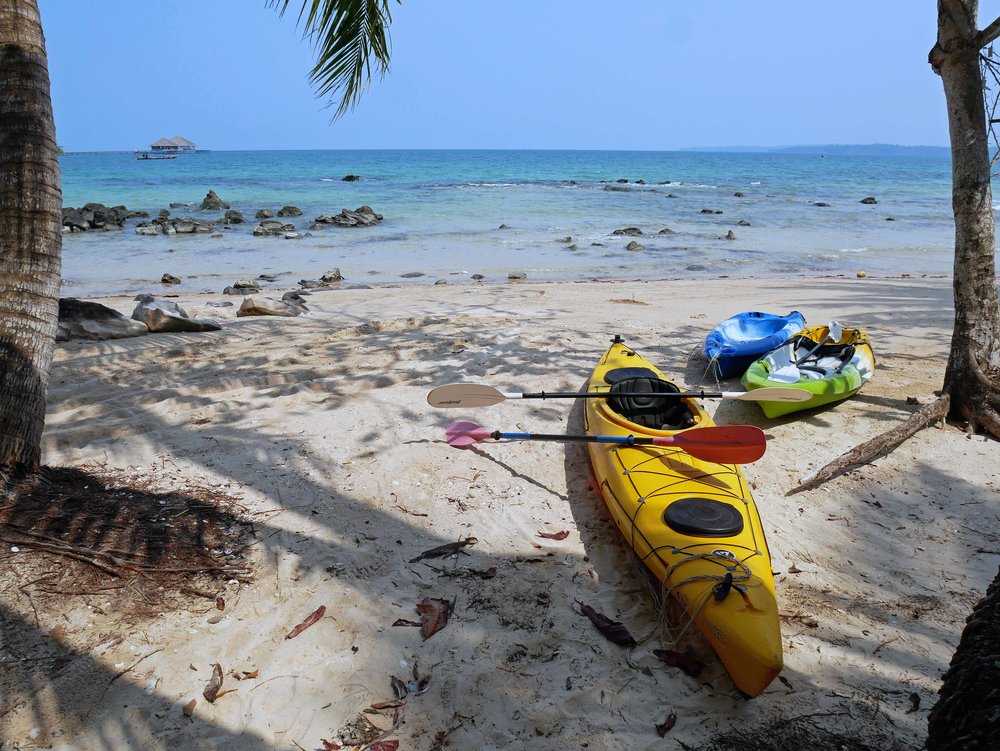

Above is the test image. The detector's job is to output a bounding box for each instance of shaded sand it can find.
[3,276,998,749]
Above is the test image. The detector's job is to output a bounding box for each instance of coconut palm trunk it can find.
[0,0,62,493]
[931,0,1000,436]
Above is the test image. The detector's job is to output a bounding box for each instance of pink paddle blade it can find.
[445,421,492,448]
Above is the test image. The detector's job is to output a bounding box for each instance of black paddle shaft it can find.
[521,390,719,400]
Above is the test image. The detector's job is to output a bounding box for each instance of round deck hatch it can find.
[663,498,744,537]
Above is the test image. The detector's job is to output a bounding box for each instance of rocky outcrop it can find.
[222,210,244,224]
[223,279,261,295]
[342,174,360,182]
[131,294,221,333]
[313,206,383,228]
[200,190,229,210]
[136,217,214,235]
[57,298,148,341]
[161,273,182,284]
[253,220,296,237]
[237,296,308,317]
[612,227,643,236]
[277,206,302,217]
[61,203,146,233]
[255,209,274,219]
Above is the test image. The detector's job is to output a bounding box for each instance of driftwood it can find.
[795,395,951,490]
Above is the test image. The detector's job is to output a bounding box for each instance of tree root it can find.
[793,395,951,491]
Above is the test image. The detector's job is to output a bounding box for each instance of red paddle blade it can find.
[654,425,766,464]
[445,421,492,448]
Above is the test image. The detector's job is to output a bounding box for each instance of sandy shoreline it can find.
[2,276,998,749]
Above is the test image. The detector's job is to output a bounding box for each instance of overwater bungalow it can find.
[149,135,197,153]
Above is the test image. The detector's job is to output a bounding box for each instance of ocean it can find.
[57,149,957,298]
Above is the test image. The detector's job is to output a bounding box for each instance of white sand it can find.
[3,276,998,749]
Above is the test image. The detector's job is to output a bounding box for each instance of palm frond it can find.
[268,0,398,118]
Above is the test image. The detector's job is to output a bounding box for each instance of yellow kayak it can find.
[584,336,782,697]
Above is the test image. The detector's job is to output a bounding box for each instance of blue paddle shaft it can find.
[494,431,652,445]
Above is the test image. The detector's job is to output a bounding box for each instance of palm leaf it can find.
[269,0,397,118]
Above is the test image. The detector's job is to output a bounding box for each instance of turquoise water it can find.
[58,149,956,297]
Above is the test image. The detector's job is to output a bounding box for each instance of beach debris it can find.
[780,611,818,628]
[409,536,477,563]
[787,562,802,574]
[234,668,259,680]
[795,394,951,489]
[656,712,677,737]
[371,699,406,711]
[369,741,399,751]
[576,602,637,648]
[416,597,452,639]
[391,675,408,699]
[652,649,704,677]
[203,663,224,702]
[537,530,570,540]
[182,698,197,717]
[200,190,229,210]
[906,692,921,713]
[286,605,326,639]
[392,618,421,628]
[320,740,342,750]
[56,298,149,342]
[778,675,794,691]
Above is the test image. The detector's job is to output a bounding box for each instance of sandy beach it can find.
[2,275,997,750]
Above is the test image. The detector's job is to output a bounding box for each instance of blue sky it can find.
[39,1,971,151]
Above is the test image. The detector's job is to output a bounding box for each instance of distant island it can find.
[679,144,950,157]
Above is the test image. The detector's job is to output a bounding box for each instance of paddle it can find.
[444,421,766,464]
[794,320,844,365]
[427,383,812,408]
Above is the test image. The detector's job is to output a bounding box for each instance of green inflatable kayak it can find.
[741,324,875,418]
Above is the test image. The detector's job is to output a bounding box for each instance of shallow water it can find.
[58,149,957,298]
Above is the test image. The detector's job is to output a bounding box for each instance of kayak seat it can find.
[607,377,695,430]
[663,497,744,537]
[604,367,661,384]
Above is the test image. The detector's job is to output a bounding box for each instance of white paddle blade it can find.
[736,387,812,403]
[428,384,508,408]
[828,320,843,342]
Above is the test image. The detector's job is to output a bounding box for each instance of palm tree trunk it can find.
[931,0,1000,437]
[926,565,1000,749]
[0,0,62,492]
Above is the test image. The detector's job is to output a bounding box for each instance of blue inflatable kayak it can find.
[703,310,807,379]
